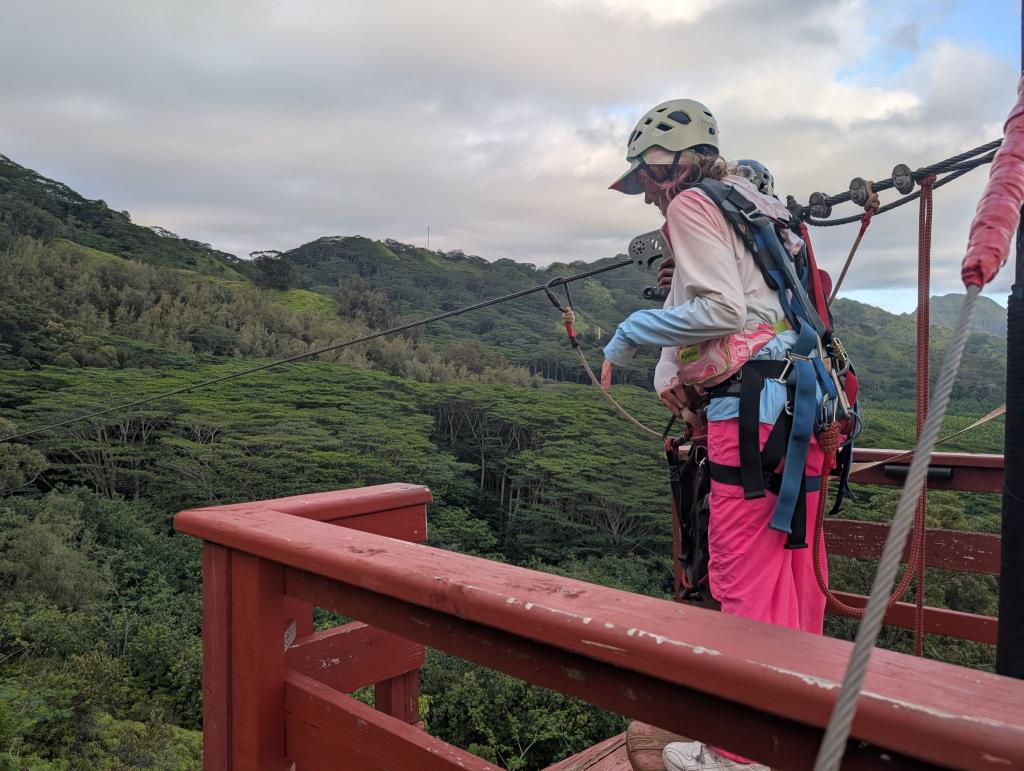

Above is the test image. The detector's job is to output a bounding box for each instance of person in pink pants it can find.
[601,99,829,770]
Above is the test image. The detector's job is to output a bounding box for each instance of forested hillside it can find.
[0,153,1007,769]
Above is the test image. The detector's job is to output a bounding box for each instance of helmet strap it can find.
[638,157,656,181]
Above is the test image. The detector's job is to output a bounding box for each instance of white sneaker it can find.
[662,741,770,771]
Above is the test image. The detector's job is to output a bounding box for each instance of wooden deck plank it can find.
[544,733,628,771]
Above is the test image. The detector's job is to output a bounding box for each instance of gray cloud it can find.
[0,0,1018,302]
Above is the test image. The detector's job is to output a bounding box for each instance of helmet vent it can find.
[703,110,713,117]
[655,107,667,112]
[656,122,673,132]
[644,118,653,125]
[667,110,691,125]
[709,126,716,135]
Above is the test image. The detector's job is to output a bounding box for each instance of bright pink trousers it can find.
[706,418,828,764]
[706,418,828,635]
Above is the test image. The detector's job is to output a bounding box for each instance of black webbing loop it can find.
[732,360,790,499]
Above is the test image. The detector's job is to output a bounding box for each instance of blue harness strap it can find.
[769,324,818,540]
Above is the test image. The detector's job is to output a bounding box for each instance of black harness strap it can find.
[707,461,821,494]
[736,360,789,499]
[829,440,857,516]
[707,359,813,549]
[706,460,816,551]
[789,475,809,550]
[668,438,712,601]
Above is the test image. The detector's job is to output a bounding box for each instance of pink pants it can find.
[707,418,828,764]
[706,418,828,635]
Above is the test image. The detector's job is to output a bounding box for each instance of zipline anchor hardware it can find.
[808,192,832,219]
[628,229,674,302]
[848,178,870,208]
[892,163,915,195]
[543,277,579,348]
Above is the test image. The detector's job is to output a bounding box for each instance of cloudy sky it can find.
[1,0,1020,311]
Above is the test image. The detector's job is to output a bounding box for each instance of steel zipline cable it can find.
[0,259,633,444]
[805,150,997,226]
[798,138,1002,223]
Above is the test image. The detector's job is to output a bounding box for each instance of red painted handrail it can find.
[176,494,1024,770]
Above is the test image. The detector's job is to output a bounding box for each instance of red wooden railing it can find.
[175,483,1024,770]
[670,447,1003,645]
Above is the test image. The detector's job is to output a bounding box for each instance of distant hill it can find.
[922,293,1007,336]
[0,153,245,278]
[0,151,1009,408]
[286,235,659,385]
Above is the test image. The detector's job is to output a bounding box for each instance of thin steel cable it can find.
[828,211,874,304]
[812,285,981,771]
[1,259,633,443]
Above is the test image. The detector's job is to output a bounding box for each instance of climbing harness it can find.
[666,434,712,603]
[688,179,859,546]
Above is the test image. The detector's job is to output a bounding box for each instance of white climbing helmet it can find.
[610,99,720,195]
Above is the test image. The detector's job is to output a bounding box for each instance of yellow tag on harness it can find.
[676,345,701,365]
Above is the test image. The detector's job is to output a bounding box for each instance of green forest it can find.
[0,153,1008,769]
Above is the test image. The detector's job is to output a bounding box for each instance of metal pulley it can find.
[808,191,832,219]
[628,229,672,273]
[849,177,870,207]
[892,163,915,195]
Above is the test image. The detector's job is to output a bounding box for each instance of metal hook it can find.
[543,277,573,313]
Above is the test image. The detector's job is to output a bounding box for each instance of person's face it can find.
[639,165,667,208]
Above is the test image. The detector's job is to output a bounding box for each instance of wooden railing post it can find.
[202,543,232,771]
[376,670,421,725]
[230,552,286,770]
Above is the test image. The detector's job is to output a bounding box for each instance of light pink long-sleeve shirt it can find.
[601,174,795,394]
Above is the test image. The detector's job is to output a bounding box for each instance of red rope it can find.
[912,176,936,656]
[826,208,875,306]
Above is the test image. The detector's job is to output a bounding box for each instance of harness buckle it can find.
[739,207,767,226]
[773,360,792,384]
[830,368,851,415]
[820,395,838,426]
[774,350,811,385]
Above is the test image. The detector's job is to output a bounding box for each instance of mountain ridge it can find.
[0,151,1008,407]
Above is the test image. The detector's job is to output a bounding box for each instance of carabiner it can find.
[543,277,573,313]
